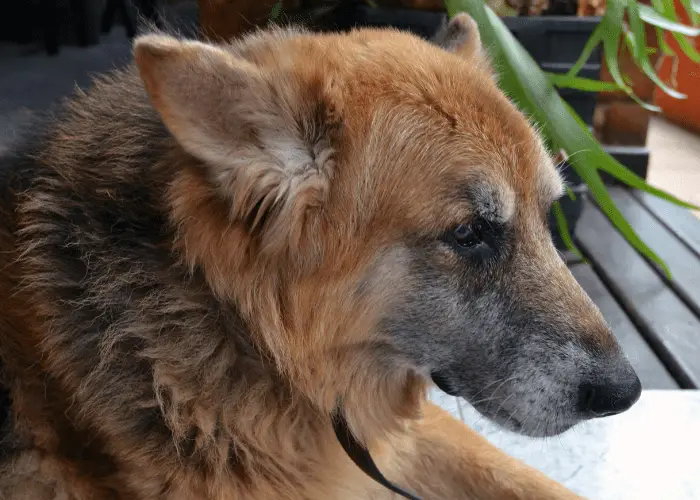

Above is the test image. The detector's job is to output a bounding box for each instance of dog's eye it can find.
[452,222,483,248]
[442,219,504,262]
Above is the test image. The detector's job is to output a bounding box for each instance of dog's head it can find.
[135,15,640,440]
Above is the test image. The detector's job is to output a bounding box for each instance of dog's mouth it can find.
[430,371,459,396]
[430,371,526,432]
[430,370,582,437]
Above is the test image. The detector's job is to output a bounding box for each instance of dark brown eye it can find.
[453,223,483,248]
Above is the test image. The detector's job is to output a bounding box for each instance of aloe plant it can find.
[445,0,700,277]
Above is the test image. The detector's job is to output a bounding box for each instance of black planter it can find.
[295,3,600,250]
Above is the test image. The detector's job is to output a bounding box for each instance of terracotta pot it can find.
[654,0,700,133]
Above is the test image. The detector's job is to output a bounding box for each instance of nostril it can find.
[579,375,642,417]
[579,384,598,413]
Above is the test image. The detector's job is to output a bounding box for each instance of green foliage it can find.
[270,1,283,20]
[553,201,587,262]
[445,0,700,278]
[546,73,621,91]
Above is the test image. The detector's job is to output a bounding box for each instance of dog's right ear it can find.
[134,34,342,257]
[134,34,266,171]
[433,13,490,67]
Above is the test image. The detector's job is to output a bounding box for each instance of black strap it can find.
[332,411,422,500]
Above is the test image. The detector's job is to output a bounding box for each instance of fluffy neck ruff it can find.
[168,163,429,448]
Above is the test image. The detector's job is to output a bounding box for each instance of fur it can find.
[0,15,639,499]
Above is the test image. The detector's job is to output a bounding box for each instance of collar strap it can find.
[332,411,422,500]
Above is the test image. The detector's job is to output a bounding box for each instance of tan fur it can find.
[0,19,597,500]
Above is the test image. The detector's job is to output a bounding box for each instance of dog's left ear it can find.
[134,34,342,258]
[433,13,489,64]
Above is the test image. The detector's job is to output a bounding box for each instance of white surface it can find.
[429,389,700,500]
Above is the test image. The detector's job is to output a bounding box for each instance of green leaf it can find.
[655,26,677,55]
[679,0,699,25]
[562,101,589,129]
[589,0,663,110]
[552,201,586,261]
[674,30,700,61]
[561,100,699,210]
[654,0,700,61]
[623,31,687,99]
[270,0,283,20]
[628,92,664,112]
[445,0,461,16]
[596,152,700,209]
[600,1,632,93]
[564,185,577,201]
[628,3,649,60]
[651,0,667,13]
[547,73,623,92]
[624,8,688,99]
[558,102,698,209]
[581,168,673,279]
[566,24,604,78]
[638,4,700,35]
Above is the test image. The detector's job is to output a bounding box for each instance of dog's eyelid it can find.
[457,180,515,226]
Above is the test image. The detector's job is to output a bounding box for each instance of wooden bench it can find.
[570,187,700,390]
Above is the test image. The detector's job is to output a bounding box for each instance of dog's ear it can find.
[433,13,489,65]
[134,34,341,256]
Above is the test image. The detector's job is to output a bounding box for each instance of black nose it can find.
[579,375,642,417]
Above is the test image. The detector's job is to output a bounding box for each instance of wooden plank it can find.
[561,249,584,266]
[608,187,700,317]
[569,263,678,389]
[575,201,700,388]
[631,190,700,259]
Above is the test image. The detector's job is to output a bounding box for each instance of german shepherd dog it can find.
[0,14,641,499]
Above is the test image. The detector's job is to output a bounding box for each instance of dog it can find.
[0,14,642,499]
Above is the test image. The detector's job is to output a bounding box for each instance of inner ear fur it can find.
[133,33,342,261]
[433,13,492,70]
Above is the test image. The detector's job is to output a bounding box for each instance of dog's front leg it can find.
[378,402,586,500]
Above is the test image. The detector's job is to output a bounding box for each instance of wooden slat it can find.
[575,201,700,388]
[569,263,678,389]
[608,188,700,317]
[631,190,700,259]
[561,249,584,266]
